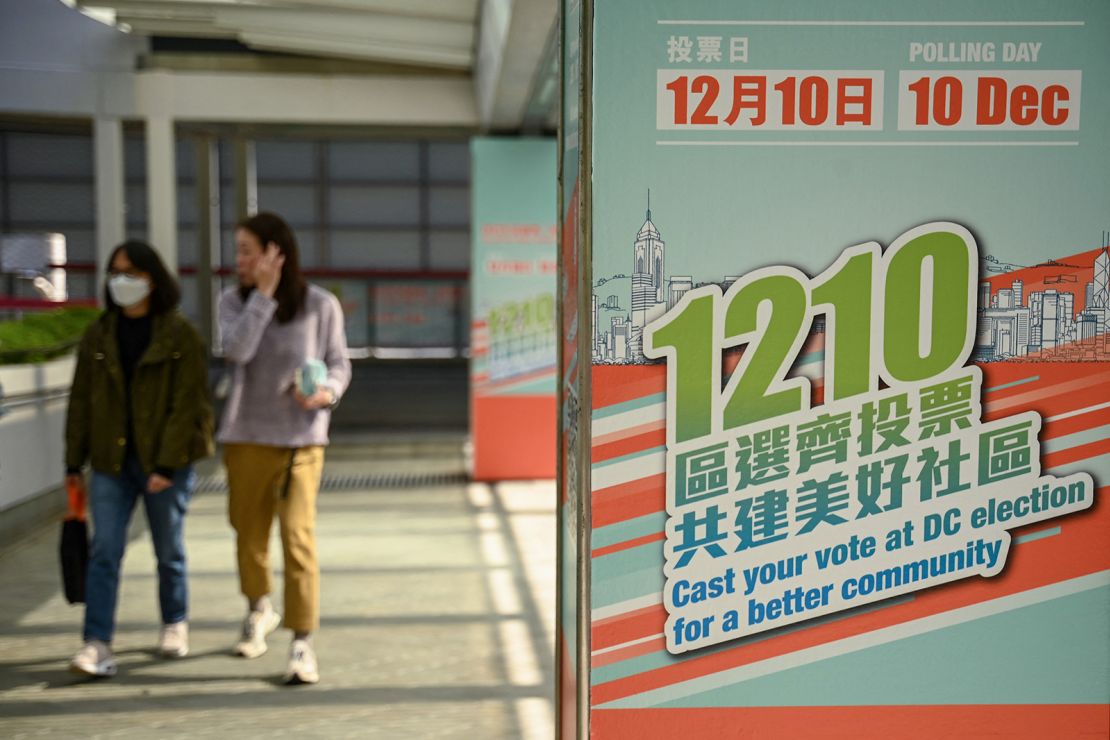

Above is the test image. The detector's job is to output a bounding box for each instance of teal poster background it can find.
[580,0,1110,735]
[591,0,1110,294]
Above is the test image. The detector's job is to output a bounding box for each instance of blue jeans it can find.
[83,456,195,643]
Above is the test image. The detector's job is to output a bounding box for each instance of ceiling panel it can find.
[240,31,472,68]
[77,0,480,69]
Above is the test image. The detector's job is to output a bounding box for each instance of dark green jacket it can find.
[65,310,214,476]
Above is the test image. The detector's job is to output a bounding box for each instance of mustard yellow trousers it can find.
[225,444,324,633]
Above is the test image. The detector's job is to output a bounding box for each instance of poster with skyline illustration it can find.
[568,0,1110,737]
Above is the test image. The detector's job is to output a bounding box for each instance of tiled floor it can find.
[0,437,556,739]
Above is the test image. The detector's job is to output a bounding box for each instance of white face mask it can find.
[108,274,152,308]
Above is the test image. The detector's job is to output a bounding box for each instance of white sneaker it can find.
[70,640,117,677]
[284,639,319,685]
[159,621,189,658]
[234,605,281,658]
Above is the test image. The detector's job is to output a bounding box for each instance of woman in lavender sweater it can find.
[217,211,350,685]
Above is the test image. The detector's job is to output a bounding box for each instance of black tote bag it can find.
[59,479,88,605]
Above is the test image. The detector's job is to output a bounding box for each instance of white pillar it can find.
[145,115,178,273]
[93,116,125,300]
[234,138,258,220]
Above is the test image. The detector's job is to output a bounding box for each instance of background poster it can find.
[470,137,557,479]
[579,1,1110,736]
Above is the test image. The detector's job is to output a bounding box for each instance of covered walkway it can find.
[0,436,555,739]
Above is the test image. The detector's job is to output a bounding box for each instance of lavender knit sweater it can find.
[216,284,351,448]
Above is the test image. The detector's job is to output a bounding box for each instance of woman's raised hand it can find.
[253,242,285,298]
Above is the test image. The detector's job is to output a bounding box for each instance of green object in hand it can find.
[299,359,328,396]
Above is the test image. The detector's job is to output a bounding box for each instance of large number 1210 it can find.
[643,223,977,445]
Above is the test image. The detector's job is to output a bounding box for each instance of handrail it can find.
[0,387,70,411]
[0,297,98,310]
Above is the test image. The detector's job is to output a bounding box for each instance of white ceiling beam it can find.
[1,66,477,126]
[251,0,479,22]
[119,20,236,37]
[80,0,479,69]
[474,0,557,129]
[238,31,472,68]
[133,69,478,125]
[81,0,479,23]
[212,7,473,50]
[81,1,213,20]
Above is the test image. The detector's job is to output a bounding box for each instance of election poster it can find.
[470,137,558,479]
[559,0,1110,736]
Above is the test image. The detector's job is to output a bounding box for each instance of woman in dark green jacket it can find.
[65,241,214,678]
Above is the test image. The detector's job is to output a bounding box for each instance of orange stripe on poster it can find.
[980,361,1092,399]
[591,705,1109,739]
[593,605,666,652]
[1041,406,1110,441]
[593,531,666,558]
[592,429,667,464]
[594,418,667,447]
[1044,438,1110,469]
[593,365,666,410]
[593,474,666,529]
[594,603,667,652]
[591,485,1109,703]
[985,369,1110,416]
[593,636,665,667]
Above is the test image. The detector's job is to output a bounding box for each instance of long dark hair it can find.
[237,212,307,324]
[103,240,181,314]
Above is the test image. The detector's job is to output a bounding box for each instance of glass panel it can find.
[6,134,93,177]
[428,231,469,270]
[218,139,235,181]
[257,140,316,180]
[177,228,197,266]
[125,135,146,180]
[175,139,196,180]
[257,184,317,226]
[329,141,419,182]
[8,183,95,224]
[220,188,238,228]
[65,272,98,301]
[429,186,469,227]
[292,230,319,268]
[126,185,147,227]
[428,141,469,182]
[177,183,197,226]
[330,230,421,270]
[57,229,95,264]
[372,281,460,347]
[178,274,198,323]
[220,227,237,268]
[329,186,419,226]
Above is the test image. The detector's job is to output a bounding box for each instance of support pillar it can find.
[93,117,125,299]
[145,115,178,273]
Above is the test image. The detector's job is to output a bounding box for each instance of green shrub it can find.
[0,307,100,365]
